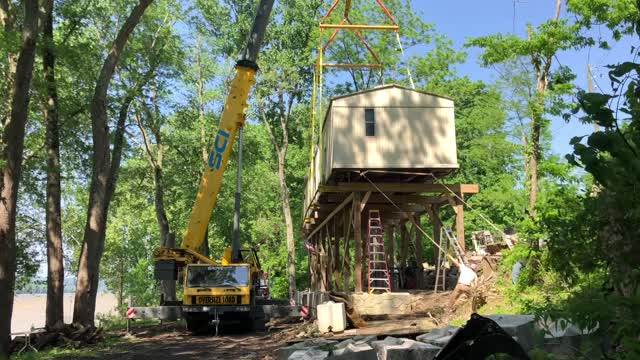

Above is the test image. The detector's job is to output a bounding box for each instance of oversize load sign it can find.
[196,295,237,305]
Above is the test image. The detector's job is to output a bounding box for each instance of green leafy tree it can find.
[0,0,39,357]
[467,0,583,218]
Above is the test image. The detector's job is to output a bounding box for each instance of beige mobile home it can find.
[320,84,458,182]
[304,84,459,216]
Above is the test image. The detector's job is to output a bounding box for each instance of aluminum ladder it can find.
[367,210,391,293]
[434,227,465,293]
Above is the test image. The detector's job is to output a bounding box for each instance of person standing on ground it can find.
[447,260,478,309]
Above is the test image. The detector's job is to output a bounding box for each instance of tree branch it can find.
[258,101,281,156]
[134,107,157,169]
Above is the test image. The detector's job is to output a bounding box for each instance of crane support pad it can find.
[129,305,300,321]
[131,306,182,321]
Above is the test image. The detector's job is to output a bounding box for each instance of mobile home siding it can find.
[324,85,458,173]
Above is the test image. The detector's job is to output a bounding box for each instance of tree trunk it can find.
[527,0,561,218]
[152,146,175,301]
[0,0,38,357]
[42,0,64,330]
[276,151,297,299]
[0,0,17,127]
[73,0,153,326]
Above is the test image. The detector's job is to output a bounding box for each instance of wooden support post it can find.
[428,205,442,267]
[342,207,352,293]
[320,230,328,292]
[386,224,395,289]
[316,233,323,291]
[414,214,424,289]
[400,221,409,270]
[455,194,465,251]
[310,240,317,291]
[334,235,341,289]
[360,194,370,282]
[353,192,363,293]
[326,223,333,291]
[388,224,395,273]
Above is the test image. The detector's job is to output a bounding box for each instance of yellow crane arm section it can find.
[182,66,255,253]
[153,0,273,266]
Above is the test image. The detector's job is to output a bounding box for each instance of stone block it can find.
[352,335,378,345]
[329,342,376,360]
[540,319,600,358]
[289,349,330,360]
[486,314,536,351]
[373,337,440,360]
[416,325,458,345]
[352,293,413,316]
[277,339,337,360]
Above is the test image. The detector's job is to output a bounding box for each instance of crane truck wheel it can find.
[185,313,209,334]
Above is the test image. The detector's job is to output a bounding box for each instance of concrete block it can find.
[277,340,337,360]
[289,349,329,360]
[278,343,313,360]
[334,339,354,349]
[486,314,536,351]
[416,325,458,346]
[352,335,377,345]
[540,319,600,358]
[373,338,440,360]
[329,342,376,360]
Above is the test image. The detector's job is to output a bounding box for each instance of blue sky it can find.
[406,0,633,156]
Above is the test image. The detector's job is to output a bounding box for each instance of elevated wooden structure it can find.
[301,85,478,294]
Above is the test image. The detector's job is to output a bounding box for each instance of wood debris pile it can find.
[10,324,104,354]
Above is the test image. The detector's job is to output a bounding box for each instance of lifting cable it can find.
[426,174,514,248]
[395,32,415,89]
[361,173,461,264]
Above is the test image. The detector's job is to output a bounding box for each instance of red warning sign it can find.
[126,307,135,319]
[299,305,309,318]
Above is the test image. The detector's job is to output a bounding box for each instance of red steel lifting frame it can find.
[307,1,401,232]
[318,0,398,68]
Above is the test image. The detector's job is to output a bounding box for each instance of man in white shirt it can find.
[447,260,478,308]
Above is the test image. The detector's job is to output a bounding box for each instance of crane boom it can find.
[182,0,274,254]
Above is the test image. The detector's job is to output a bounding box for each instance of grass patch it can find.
[12,334,125,360]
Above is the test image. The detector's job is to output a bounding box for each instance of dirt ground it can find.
[57,323,303,360]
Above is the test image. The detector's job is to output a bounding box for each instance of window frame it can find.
[364,108,375,137]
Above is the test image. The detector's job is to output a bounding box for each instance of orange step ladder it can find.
[367,210,391,293]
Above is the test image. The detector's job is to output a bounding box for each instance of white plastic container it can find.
[316,301,347,333]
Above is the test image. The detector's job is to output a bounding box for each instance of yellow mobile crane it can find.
[151,0,275,333]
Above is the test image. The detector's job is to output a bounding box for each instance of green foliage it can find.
[567,0,640,43]
[501,6,640,356]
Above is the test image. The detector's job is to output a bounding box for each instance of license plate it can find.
[196,296,237,305]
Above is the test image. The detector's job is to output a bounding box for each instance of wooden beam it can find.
[319,183,480,194]
[363,204,426,213]
[360,191,372,212]
[305,193,354,240]
[327,194,448,205]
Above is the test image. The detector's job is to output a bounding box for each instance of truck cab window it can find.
[365,108,375,136]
